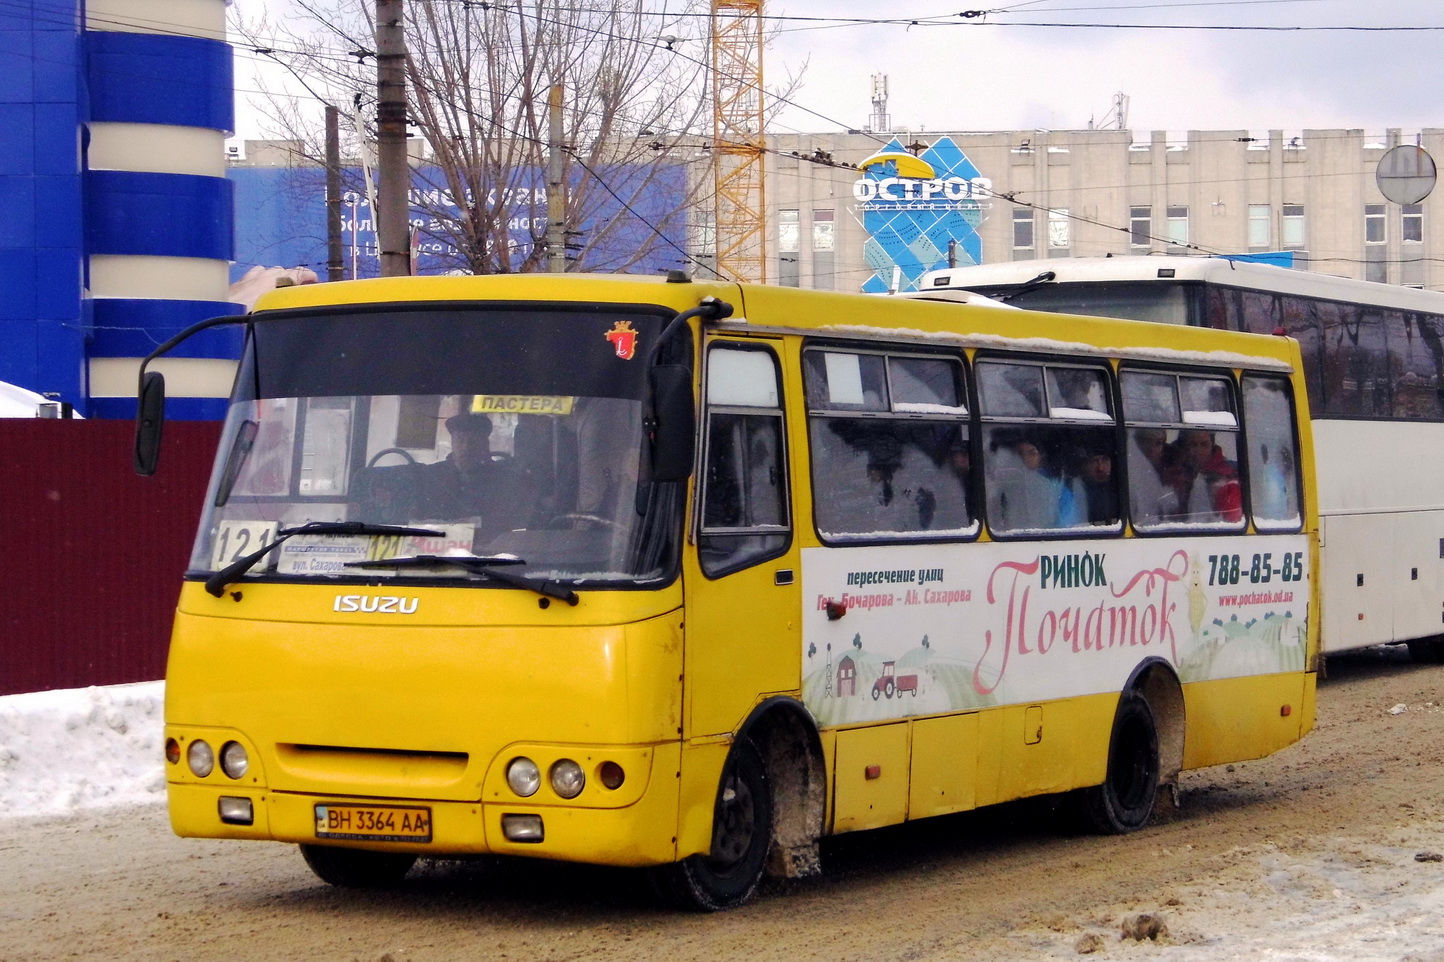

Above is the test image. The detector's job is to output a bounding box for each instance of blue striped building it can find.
[2,0,238,418]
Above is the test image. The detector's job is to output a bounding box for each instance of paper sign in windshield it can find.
[471,395,574,415]
[275,524,475,576]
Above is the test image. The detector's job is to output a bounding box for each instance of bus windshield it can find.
[975,281,1194,326]
[189,306,683,587]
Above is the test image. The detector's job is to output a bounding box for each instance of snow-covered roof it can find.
[0,381,58,418]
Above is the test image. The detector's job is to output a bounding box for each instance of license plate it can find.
[314,804,432,843]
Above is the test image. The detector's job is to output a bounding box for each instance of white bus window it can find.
[977,361,1045,418]
[1047,366,1112,419]
[1179,375,1237,426]
[803,351,887,410]
[890,356,965,411]
[1243,376,1301,530]
[700,346,790,576]
[707,349,780,407]
[1121,372,1180,423]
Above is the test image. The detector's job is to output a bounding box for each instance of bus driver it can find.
[423,412,522,528]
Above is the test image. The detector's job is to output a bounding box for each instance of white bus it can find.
[911,256,1444,661]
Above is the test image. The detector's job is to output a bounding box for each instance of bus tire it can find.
[1078,690,1160,835]
[299,844,417,888]
[649,739,772,912]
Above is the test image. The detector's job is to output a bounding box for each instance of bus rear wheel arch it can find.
[1076,664,1184,835]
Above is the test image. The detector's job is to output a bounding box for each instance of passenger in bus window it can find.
[1071,441,1119,525]
[945,435,974,523]
[1172,429,1242,523]
[910,430,972,532]
[986,431,1074,532]
[1127,428,1179,525]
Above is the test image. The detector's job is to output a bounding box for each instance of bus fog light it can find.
[549,759,585,799]
[187,740,215,777]
[502,814,544,842]
[220,741,249,779]
[506,757,540,797]
[598,761,625,790]
[218,796,254,825]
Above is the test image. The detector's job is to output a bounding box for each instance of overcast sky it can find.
[231,0,1441,142]
[762,0,1440,137]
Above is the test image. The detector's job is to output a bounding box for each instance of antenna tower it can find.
[869,74,890,132]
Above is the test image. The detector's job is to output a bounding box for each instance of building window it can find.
[778,209,799,288]
[812,209,835,290]
[1047,208,1070,258]
[1365,204,1386,245]
[1282,204,1306,249]
[1248,204,1271,250]
[1404,204,1424,244]
[1012,208,1035,255]
[1166,206,1189,247]
[1129,206,1151,248]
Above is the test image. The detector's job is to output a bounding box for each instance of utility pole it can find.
[546,84,567,273]
[324,105,344,281]
[376,0,410,277]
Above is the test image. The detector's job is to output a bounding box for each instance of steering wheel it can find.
[546,512,624,533]
[367,447,417,468]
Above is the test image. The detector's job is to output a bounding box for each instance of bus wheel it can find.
[300,844,417,888]
[1078,690,1160,835]
[650,739,772,911]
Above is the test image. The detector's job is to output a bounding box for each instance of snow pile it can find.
[0,682,166,817]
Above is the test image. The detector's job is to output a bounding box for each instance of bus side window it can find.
[1122,369,1245,531]
[1242,375,1302,530]
[699,346,790,577]
[979,360,1119,536]
[805,349,973,542]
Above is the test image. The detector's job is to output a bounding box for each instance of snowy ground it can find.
[0,681,166,817]
[6,674,1444,961]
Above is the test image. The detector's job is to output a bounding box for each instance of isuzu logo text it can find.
[333,594,419,614]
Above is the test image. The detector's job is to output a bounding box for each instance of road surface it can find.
[4,646,1444,962]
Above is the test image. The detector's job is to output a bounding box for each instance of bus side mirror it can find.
[134,370,166,476]
[650,364,695,482]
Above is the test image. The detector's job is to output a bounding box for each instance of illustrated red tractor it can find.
[871,661,919,700]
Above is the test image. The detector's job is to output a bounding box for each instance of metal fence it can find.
[0,419,220,695]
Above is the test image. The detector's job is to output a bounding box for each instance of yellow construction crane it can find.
[710,0,766,283]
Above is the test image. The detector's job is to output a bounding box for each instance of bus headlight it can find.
[187,740,215,778]
[220,741,249,779]
[506,757,540,797]
[550,759,585,799]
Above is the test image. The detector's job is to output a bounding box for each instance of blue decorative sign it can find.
[853,137,990,294]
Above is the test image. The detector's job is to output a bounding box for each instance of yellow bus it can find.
[137,273,1318,910]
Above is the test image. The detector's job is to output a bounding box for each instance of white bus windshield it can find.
[979,281,1194,326]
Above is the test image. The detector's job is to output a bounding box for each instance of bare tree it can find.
[235,1,715,275]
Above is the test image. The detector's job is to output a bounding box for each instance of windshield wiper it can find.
[204,522,446,598]
[344,554,580,606]
[996,270,1057,303]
